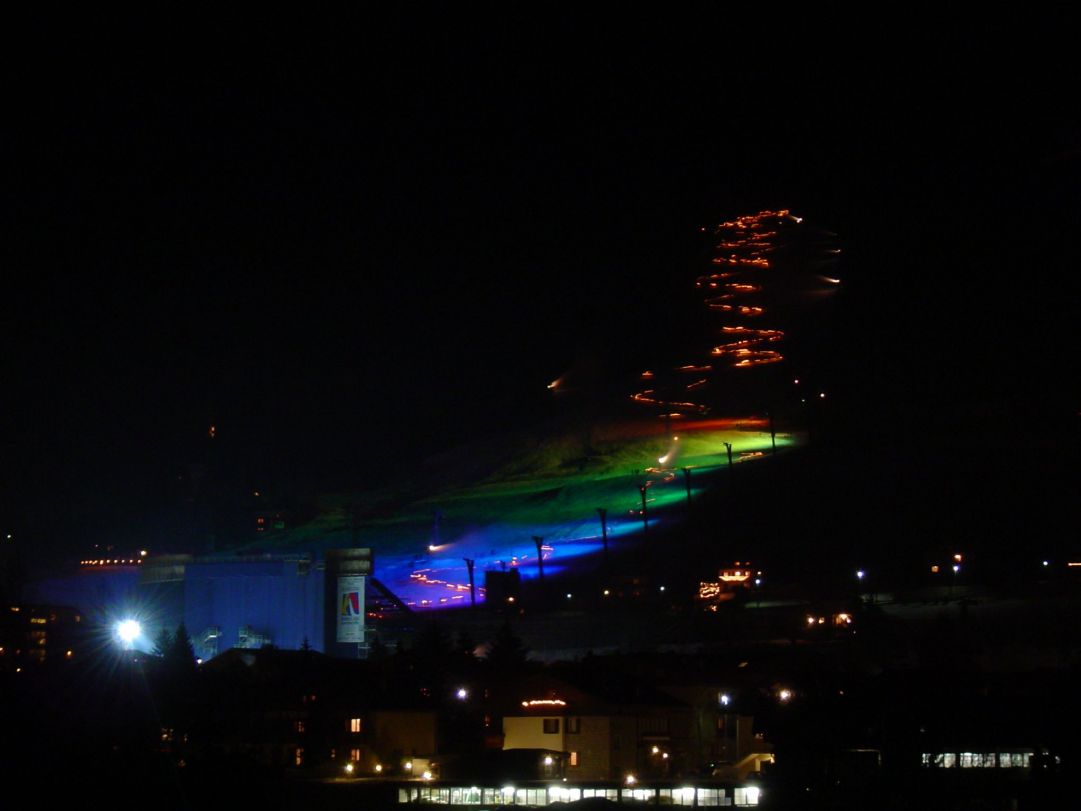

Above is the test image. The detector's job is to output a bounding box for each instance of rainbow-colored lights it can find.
[223,417,792,610]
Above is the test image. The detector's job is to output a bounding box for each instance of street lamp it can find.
[856,569,874,605]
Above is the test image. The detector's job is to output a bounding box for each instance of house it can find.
[499,673,696,781]
[190,648,439,773]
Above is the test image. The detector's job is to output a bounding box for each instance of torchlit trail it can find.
[376,214,837,609]
[202,216,834,612]
[630,209,840,414]
[389,213,839,608]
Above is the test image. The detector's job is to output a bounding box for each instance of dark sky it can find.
[4,9,1079,558]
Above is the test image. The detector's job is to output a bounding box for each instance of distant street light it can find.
[857,569,874,605]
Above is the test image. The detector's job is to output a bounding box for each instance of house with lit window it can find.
[191,648,438,774]
[0,603,88,671]
[657,683,774,779]
[500,674,699,781]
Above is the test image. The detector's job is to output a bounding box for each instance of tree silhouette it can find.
[153,627,173,658]
[455,629,478,659]
[485,622,527,673]
[415,619,452,666]
[166,622,197,675]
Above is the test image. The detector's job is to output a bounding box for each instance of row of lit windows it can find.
[6,609,81,623]
[396,786,760,806]
[922,752,1032,769]
[294,718,363,734]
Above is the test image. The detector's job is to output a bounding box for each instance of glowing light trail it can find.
[631,210,840,414]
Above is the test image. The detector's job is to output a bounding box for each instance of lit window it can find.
[350,718,362,733]
[296,721,305,733]
[295,747,304,766]
[543,718,560,734]
[569,752,579,766]
[351,749,361,762]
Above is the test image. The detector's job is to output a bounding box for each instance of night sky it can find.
[4,9,1079,562]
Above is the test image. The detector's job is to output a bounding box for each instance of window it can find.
[566,717,581,734]
[569,752,579,766]
[296,720,305,733]
[350,718,362,733]
[543,718,560,734]
[295,747,304,766]
[351,749,361,762]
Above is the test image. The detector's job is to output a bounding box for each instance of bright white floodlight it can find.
[116,619,142,648]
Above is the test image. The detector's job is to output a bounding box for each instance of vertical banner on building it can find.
[337,575,365,643]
